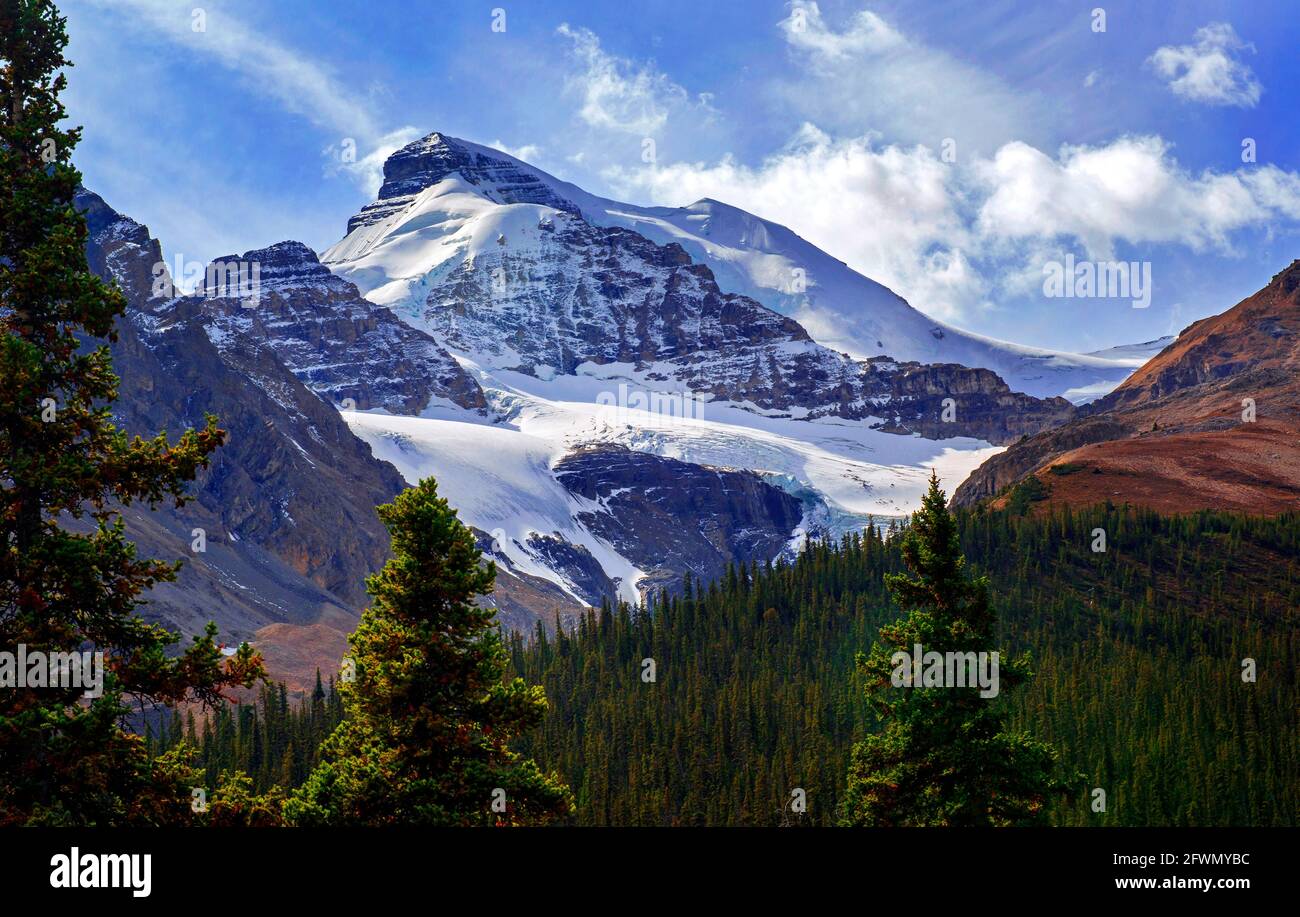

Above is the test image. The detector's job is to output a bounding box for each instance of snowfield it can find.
[342,358,999,605]
[344,408,647,605]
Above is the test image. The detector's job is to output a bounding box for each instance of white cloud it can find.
[89,0,377,138]
[975,135,1299,257]
[1148,23,1262,108]
[773,1,1046,155]
[556,23,714,137]
[85,0,411,190]
[489,140,543,163]
[556,10,1295,327]
[780,2,904,59]
[605,126,984,321]
[324,127,425,196]
[607,128,1300,322]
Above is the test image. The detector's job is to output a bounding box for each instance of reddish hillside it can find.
[1104,259,1300,411]
[955,260,1300,515]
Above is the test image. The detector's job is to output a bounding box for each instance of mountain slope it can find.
[81,191,634,685]
[78,190,409,689]
[325,132,1140,402]
[1084,335,1176,362]
[71,134,1161,686]
[952,261,1300,513]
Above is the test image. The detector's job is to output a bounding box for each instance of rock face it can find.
[471,528,612,634]
[521,532,618,607]
[194,241,487,415]
[425,214,1071,442]
[79,189,167,300]
[80,192,407,598]
[952,261,1300,514]
[554,445,805,596]
[862,358,1075,442]
[946,417,1131,506]
[427,217,807,373]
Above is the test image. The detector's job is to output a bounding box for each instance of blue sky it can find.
[63,0,1300,352]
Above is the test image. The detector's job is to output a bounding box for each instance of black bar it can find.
[1,827,1283,904]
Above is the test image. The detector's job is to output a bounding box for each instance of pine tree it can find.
[286,478,572,826]
[0,0,262,825]
[840,472,1069,826]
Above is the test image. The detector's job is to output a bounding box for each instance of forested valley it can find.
[163,503,1298,826]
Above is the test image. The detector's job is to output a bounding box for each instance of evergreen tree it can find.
[0,0,262,825]
[286,478,572,826]
[841,473,1068,825]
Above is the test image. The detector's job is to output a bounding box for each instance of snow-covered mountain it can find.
[192,226,1012,611]
[324,132,1142,403]
[76,134,1158,673]
[319,131,1073,440]
[280,131,1088,612]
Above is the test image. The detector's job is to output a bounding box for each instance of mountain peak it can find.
[391,130,460,158]
[1268,259,1300,299]
[200,239,358,304]
[1101,258,1300,411]
[344,130,578,235]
